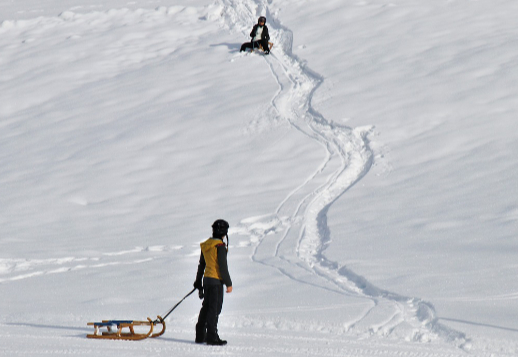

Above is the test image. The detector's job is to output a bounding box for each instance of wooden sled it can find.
[87,315,165,340]
[251,42,274,53]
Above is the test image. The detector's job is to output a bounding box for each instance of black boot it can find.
[207,337,227,346]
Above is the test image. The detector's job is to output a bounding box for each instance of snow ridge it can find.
[215,0,468,348]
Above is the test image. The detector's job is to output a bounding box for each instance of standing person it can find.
[240,16,270,54]
[193,219,232,346]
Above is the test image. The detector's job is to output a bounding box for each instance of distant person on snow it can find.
[193,219,232,346]
[240,16,270,54]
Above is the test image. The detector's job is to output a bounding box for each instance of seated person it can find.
[240,16,270,54]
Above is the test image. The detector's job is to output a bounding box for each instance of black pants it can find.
[240,39,269,52]
[196,278,224,342]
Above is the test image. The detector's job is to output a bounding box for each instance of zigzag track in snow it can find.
[216,0,468,348]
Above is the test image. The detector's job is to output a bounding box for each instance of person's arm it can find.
[193,252,205,290]
[264,26,270,41]
[217,244,232,292]
[250,25,257,38]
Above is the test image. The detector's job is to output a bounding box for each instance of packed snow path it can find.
[218,0,467,347]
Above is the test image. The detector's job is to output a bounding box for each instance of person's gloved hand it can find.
[193,280,204,299]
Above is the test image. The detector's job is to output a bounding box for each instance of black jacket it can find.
[250,24,270,41]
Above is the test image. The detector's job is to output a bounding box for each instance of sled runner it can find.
[251,42,274,53]
[87,315,165,340]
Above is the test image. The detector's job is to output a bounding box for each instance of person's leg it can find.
[217,284,224,316]
[195,295,208,343]
[212,282,224,337]
[240,41,264,52]
[240,42,252,52]
[260,39,270,53]
[204,282,221,342]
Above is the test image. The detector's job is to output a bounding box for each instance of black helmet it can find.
[212,219,229,238]
[258,16,266,24]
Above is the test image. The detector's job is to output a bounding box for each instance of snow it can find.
[1,0,517,356]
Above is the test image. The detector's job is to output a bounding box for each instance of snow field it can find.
[1,0,518,356]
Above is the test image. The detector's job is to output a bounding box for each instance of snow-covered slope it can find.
[1,0,517,356]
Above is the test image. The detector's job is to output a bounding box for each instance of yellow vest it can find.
[200,238,225,280]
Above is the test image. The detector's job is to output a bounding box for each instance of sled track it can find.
[217,0,468,349]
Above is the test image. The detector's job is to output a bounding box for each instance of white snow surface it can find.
[1,0,517,356]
